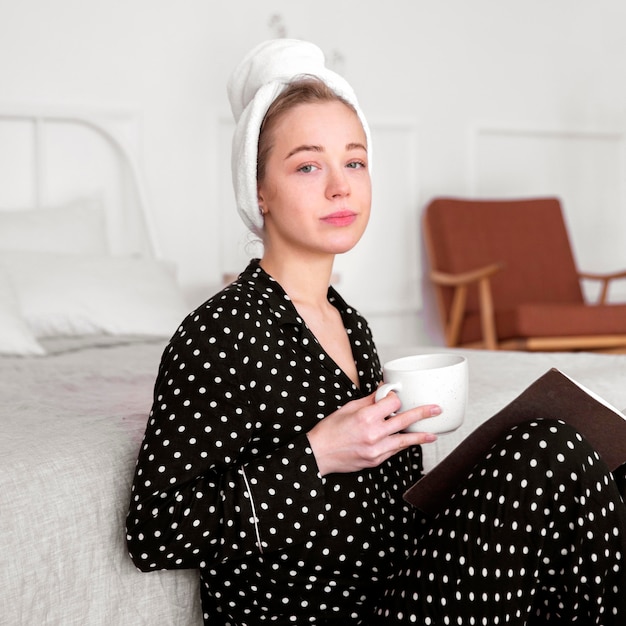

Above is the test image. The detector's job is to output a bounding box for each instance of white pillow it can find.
[0,270,46,355]
[0,197,108,255]
[0,251,189,338]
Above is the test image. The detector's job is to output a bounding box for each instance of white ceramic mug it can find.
[375,353,468,433]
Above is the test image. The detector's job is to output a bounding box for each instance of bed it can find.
[0,109,203,624]
[2,111,626,625]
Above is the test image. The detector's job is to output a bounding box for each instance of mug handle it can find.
[375,381,402,402]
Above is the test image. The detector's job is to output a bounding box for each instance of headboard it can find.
[0,107,160,257]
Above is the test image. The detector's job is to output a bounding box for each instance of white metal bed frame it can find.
[0,107,161,257]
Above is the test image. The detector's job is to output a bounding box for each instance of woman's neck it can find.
[259,252,335,308]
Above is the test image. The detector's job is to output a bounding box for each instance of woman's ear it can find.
[257,190,267,215]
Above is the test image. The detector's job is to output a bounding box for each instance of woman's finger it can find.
[383,403,442,435]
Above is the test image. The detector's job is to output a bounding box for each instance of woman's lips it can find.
[321,210,357,226]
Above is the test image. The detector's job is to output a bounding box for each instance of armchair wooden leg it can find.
[446,286,467,347]
[478,277,498,350]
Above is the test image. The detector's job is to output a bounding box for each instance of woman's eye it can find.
[298,164,318,173]
[346,160,366,169]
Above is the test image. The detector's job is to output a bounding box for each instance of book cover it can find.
[404,368,626,515]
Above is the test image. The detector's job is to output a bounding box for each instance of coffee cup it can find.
[375,353,468,433]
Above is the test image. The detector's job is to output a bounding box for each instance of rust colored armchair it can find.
[423,197,626,351]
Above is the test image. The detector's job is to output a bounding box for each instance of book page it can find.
[561,372,626,418]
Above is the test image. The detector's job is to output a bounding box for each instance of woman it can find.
[126,40,625,625]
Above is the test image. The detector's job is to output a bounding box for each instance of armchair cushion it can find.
[461,303,626,344]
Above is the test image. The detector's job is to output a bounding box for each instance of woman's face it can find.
[257,100,371,261]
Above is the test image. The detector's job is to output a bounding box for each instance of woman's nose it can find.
[326,167,350,198]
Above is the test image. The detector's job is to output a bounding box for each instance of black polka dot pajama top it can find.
[127,260,422,623]
[127,260,626,625]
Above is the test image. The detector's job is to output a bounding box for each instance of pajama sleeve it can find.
[126,316,328,570]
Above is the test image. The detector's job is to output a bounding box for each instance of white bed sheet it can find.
[3,339,626,625]
[1,336,202,626]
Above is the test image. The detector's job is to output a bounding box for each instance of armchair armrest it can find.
[430,262,504,349]
[578,269,626,304]
[430,262,504,287]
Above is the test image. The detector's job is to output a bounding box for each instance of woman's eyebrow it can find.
[285,144,323,159]
[285,142,367,159]
[346,142,367,152]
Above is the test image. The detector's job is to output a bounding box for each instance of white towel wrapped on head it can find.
[227,39,372,236]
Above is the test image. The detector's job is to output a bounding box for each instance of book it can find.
[404,368,626,515]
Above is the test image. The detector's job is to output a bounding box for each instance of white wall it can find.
[2,0,626,345]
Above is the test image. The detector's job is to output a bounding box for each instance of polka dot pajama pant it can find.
[376,419,626,624]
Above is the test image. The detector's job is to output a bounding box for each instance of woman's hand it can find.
[306,391,440,476]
